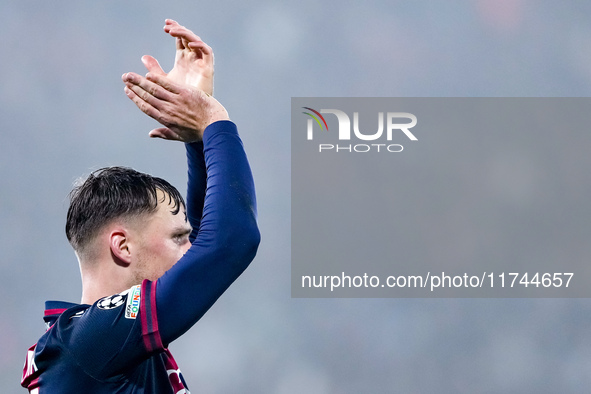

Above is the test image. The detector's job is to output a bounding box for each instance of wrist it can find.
[198,96,229,131]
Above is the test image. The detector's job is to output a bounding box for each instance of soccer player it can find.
[21,20,260,393]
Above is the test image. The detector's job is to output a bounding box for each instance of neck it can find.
[79,260,132,305]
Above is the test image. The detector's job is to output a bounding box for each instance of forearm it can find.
[156,120,260,344]
[185,141,206,240]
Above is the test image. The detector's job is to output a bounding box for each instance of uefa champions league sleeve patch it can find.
[97,288,131,310]
[125,285,141,319]
[96,285,141,319]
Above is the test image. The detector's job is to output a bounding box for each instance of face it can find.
[130,192,192,283]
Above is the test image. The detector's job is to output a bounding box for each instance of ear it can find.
[109,229,132,266]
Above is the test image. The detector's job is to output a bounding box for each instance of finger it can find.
[164,19,180,32]
[141,55,166,76]
[149,127,183,141]
[123,72,174,101]
[124,83,164,112]
[145,72,183,94]
[168,26,203,46]
[123,85,162,120]
[187,41,213,57]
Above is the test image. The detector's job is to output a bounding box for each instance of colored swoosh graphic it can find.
[302,107,329,131]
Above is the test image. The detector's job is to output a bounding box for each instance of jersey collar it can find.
[43,301,79,325]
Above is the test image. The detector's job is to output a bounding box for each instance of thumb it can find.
[141,55,166,76]
[149,127,182,141]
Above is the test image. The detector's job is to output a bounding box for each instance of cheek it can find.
[181,241,191,255]
[166,241,189,267]
[139,240,174,265]
[138,237,187,276]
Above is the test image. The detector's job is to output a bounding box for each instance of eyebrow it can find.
[173,225,193,236]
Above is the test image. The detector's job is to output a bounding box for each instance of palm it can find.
[167,44,213,95]
[143,20,214,96]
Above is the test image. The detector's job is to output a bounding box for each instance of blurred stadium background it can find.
[2,1,591,393]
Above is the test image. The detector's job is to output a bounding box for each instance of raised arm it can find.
[122,74,259,345]
[158,119,259,343]
[122,23,260,345]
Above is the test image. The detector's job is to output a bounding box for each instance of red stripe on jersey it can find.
[140,280,163,353]
[44,308,67,316]
[149,281,162,349]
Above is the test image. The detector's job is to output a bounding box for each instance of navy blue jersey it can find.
[22,121,260,393]
[22,282,189,393]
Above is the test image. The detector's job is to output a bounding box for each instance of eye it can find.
[173,234,189,244]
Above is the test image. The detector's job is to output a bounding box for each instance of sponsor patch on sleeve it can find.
[125,285,142,319]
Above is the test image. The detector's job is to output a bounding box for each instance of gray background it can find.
[292,98,591,297]
[2,1,591,393]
